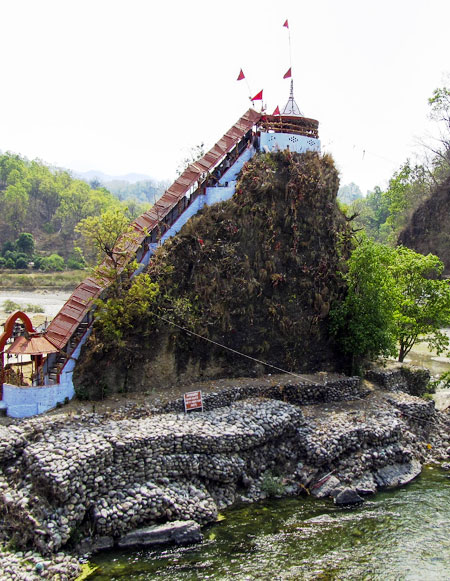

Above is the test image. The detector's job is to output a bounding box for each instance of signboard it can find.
[183,390,203,413]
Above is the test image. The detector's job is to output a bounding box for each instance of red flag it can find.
[251,90,263,101]
[283,67,292,79]
[272,106,280,116]
[237,69,245,81]
[283,19,289,28]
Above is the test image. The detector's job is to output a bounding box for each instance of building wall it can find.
[3,381,75,418]
[260,132,320,154]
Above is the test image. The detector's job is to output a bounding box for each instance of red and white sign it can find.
[184,390,203,413]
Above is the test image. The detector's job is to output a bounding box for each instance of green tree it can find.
[330,236,398,372]
[331,238,450,369]
[391,247,450,362]
[16,233,34,256]
[3,183,29,236]
[40,253,65,271]
[93,273,160,347]
[75,207,136,269]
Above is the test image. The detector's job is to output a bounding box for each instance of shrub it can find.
[14,256,29,269]
[2,300,21,313]
[261,470,285,498]
[25,303,45,313]
[40,254,65,272]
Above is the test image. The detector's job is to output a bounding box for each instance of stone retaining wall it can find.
[0,370,446,559]
[161,376,366,414]
[365,366,430,396]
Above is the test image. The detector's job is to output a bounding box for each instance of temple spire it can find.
[281,80,303,117]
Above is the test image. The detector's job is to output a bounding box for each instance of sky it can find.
[0,0,449,194]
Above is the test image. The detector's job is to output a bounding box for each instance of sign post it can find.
[183,390,203,413]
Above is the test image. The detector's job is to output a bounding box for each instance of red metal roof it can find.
[7,335,59,356]
[45,108,261,350]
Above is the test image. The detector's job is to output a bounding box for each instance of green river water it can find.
[88,465,450,581]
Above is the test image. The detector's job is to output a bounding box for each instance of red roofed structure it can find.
[1,93,320,416]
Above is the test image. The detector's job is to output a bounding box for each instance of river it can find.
[88,466,450,580]
[0,289,70,319]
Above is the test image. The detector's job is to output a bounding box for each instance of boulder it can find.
[117,520,202,549]
[374,460,421,489]
[311,475,341,498]
[353,472,377,495]
[334,488,364,506]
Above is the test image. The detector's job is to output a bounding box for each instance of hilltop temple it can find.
[0,85,321,417]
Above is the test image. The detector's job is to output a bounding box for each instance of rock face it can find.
[75,151,352,397]
[398,174,450,275]
[0,370,447,559]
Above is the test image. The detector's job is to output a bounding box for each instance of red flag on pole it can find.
[237,69,245,81]
[283,67,292,79]
[283,19,289,28]
[251,90,263,101]
[272,106,280,116]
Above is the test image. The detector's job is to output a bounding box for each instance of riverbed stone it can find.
[374,459,422,488]
[311,475,341,498]
[334,488,364,506]
[117,520,202,548]
[0,368,448,581]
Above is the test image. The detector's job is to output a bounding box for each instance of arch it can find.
[0,311,36,394]
[0,311,35,353]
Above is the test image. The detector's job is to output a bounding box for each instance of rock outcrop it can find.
[398,173,450,275]
[75,151,352,397]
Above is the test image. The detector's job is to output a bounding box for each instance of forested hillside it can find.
[0,153,151,270]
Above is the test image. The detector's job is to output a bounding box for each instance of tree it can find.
[75,207,136,268]
[428,81,450,157]
[16,233,34,256]
[93,273,160,347]
[330,236,398,372]
[40,253,65,271]
[391,247,450,362]
[3,183,29,236]
[176,142,205,176]
[338,182,363,205]
[330,238,450,370]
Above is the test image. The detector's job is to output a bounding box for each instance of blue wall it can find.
[3,381,75,418]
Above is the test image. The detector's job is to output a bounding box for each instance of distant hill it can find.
[338,182,363,205]
[0,153,150,268]
[75,170,169,205]
[75,170,152,184]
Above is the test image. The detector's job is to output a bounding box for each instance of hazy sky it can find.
[1,0,449,193]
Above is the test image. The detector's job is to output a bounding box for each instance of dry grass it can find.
[0,270,86,290]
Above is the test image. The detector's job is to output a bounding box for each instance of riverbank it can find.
[0,270,86,291]
[0,369,448,579]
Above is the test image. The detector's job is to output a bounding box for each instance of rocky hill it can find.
[398,174,450,275]
[75,151,353,397]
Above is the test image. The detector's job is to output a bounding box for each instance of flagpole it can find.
[288,24,292,69]
[245,78,252,100]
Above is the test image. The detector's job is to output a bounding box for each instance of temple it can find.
[0,86,320,417]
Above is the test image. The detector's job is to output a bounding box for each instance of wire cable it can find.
[151,312,318,384]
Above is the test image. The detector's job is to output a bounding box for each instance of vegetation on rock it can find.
[75,151,352,397]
